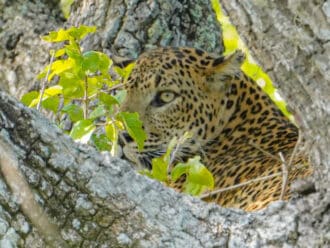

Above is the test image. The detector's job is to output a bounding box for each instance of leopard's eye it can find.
[151,90,178,107]
[159,91,176,103]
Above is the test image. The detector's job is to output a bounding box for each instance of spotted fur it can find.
[119,47,309,211]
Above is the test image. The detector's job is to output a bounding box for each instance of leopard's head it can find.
[118,47,244,169]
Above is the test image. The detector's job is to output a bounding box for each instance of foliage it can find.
[21,26,145,155]
[21,26,214,197]
[141,133,214,196]
[211,0,293,120]
[172,156,214,196]
[60,0,75,19]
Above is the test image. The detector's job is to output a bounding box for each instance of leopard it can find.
[117,47,310,211]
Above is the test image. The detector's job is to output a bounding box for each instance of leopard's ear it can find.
[110,54,136,68]
[205,50,245,91]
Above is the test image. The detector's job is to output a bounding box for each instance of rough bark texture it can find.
[1,91,241,247]
[0,0,64,98]
[0,89,329,247]
[220,0,330,183]
[0,0,329,247]
[68,0,224,57]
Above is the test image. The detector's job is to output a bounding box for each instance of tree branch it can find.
[0,81,328,246]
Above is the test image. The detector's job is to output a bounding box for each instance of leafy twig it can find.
[79,83,125,101]
[107,82,125,92]
[83,76,89,119]
[37,50,55,111]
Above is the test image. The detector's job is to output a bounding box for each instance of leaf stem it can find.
[37,51,55,111]
[83,76,88,119]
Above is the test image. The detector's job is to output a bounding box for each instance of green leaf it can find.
[42,26,96,43]
[42,96,60,113]
[114,62,135,79]
[67,26,96,41]
[139,169,153,178]
[171,163,189,182]
[172,156,214,196]
[184,181,204,196]
[82,51,111,74]
[146,137,177,182]
[91,133,111,151]
[42,28,71,42]
[59,73,84,98]
[28,86,62,108]
[89,105,106,119]
[65,44,82,62]
[105,122,120,156]
[187,157,214,188]
[54,48,66,57]
[117,112,146,151]
[104,79,121,88]
[70,119,95,143]
[86,77,103,97]
[62,104,84,122]
[98,53,112,75]
[82,51,100,73]
[114,90,127,105]
[60,0,75,19]
[49,58,75,80]
[21,91,39,106]
[99,92,119,107]
[44,85,63,96]
[29,98,40,108]
[150,156,168,182]
[105,123,117,142]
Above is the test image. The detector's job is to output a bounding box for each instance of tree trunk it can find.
[68,0,224,56]
[0,0,64,98]
[220,0,330,188]
[0,0,329,247]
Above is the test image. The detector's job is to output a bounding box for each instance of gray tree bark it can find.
[68,0,223,57]
[0,0,329,247]
[220,0,330,188]
[0,0,64,98]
